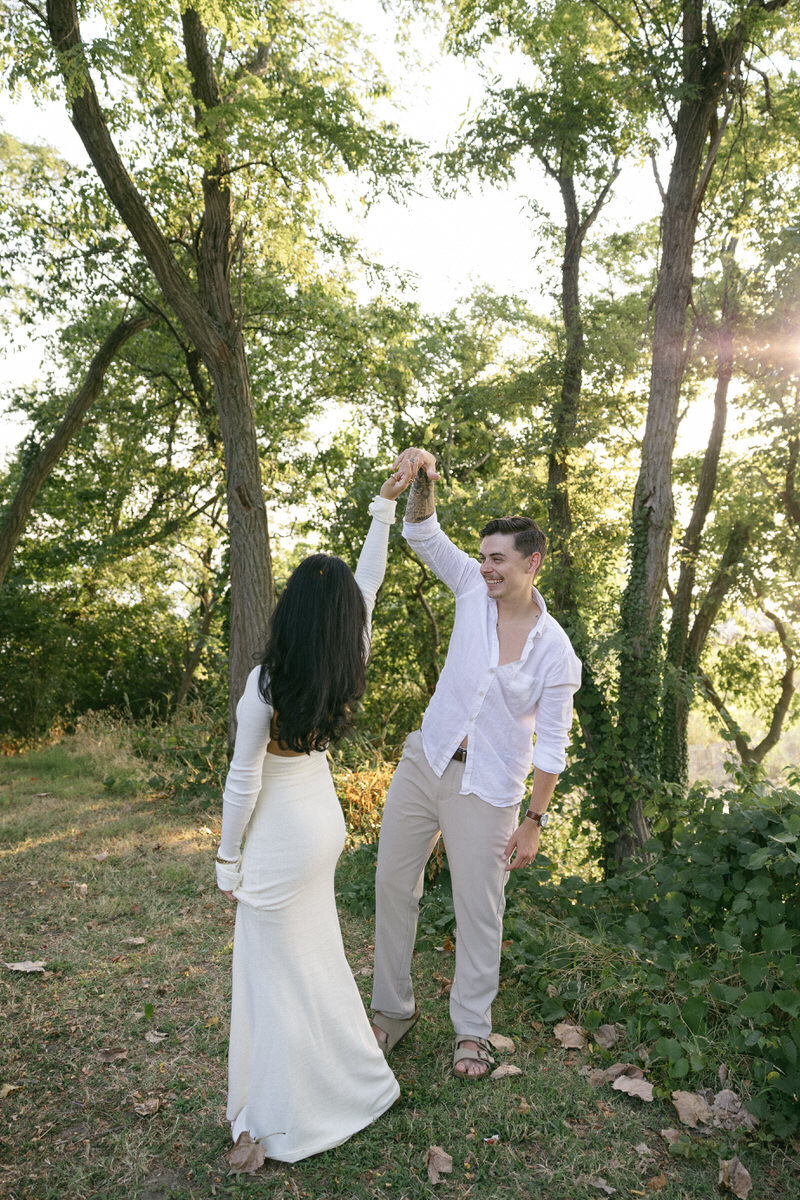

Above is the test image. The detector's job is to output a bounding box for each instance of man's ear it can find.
[527,552,542,576]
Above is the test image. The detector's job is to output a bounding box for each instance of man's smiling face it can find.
[478,533,539,603]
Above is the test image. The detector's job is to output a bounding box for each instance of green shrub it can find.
[501,772,800,1139]
[133,703,228,811]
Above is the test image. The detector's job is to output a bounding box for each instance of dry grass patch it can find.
[2,732,799,1200]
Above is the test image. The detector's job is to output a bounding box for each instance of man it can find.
[371,447,581,1078]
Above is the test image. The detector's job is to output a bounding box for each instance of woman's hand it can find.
[392,447,440,481]
[220,889,236,902]
[380,457,414,500]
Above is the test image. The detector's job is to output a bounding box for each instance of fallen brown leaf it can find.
[575,1173,616,1194]
[96,1046,128,1063]
[74,882,88,898]
[442,934,454,952]
[4,961,47,973]
[133,1097,160,1117]
[425,1145,453,1185]
[603,1062,644,1082]
[0,1083,22,1099]
[434,974,452,996]
[594,1024,622,1049]
[145,1031,168,1044]
[671,1089,713,1128]
[566,1119,592,1139]
[227,1131,266,1174]
[121,937,146,946]
[660,1128,681,1146]
[612,1074,654,1102]
[646,1172,668,1191]
[712,1089,758,1131]
[488,1033,515,1053]
[517,1099,531,1115]
[92,852,109,862]
[490,1063,523,1080]
[584,1068,608,1087]
[718,1156,753,1199]
[554,1021,587,1050]
[634,1142,652,1157]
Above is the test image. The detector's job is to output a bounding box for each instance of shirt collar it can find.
[487,585,549,648]
[530,586,548,636]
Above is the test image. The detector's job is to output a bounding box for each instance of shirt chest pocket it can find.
[503,671,541,716]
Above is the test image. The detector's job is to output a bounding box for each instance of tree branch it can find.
[0,310,153,589]
[44,0,218,354]
[745,603,796,762]
[697,671,751,761]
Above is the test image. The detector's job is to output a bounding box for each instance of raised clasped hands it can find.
[392,446,440,482]
[380,456,415,500]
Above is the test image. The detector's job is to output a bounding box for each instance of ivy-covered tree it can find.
[417,0,800,868]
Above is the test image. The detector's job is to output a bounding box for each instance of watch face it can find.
[538,812,549,828]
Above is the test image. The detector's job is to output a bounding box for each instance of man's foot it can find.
[453,1036,494,1079]
[371,1006,420,1056]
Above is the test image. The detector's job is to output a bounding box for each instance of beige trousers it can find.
[371,730,520,1039]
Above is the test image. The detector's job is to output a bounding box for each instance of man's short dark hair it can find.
[479,516,547,563]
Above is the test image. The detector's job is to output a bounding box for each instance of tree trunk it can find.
[0,311,151,590]
[46,0,272,743]
[661,308,733,787]
[176,564,217,707]
[544,167,627,873]
[616,1,755,853]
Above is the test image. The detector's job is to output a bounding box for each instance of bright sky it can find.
[0,0,715,465]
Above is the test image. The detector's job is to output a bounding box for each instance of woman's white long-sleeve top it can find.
[215,495,396,887]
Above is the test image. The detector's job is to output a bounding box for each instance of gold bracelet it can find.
[215,854,239,865]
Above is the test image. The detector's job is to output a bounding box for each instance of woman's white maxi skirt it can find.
[227,750,399,1162]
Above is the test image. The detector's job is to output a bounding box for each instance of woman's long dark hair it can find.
[258,554,367,753]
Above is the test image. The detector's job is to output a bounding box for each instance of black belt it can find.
[452,746,467,762]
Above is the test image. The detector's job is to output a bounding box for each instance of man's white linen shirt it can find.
[405,513,582,807]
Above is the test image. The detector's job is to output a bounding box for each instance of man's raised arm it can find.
[393,446,478,595]
[392,447,439,523]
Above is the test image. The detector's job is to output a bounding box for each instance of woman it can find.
[214,464,411,1163]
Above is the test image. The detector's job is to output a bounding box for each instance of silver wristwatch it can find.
[524,809,549,828]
